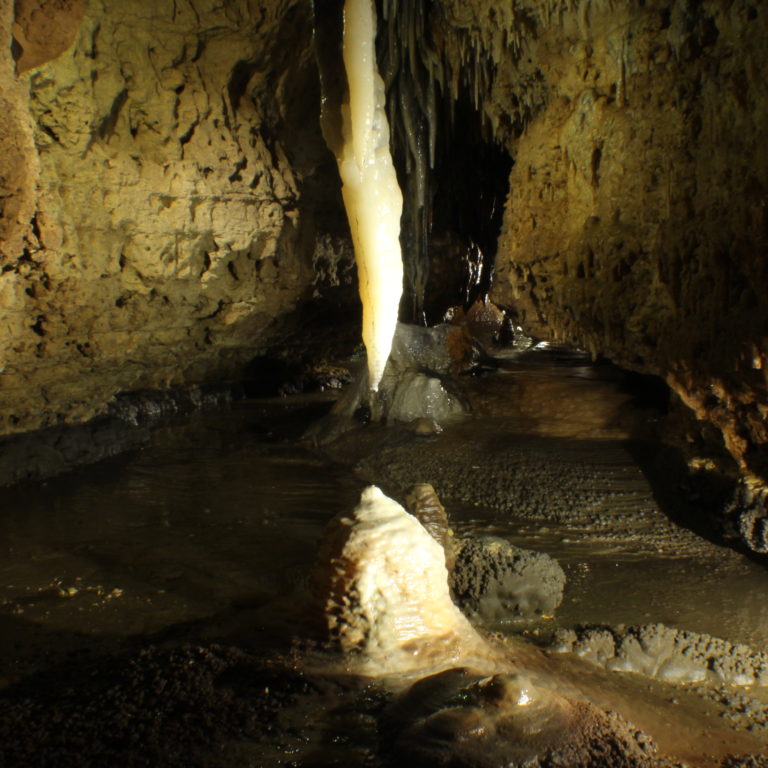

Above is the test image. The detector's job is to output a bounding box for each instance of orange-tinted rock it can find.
[13,0,86,74]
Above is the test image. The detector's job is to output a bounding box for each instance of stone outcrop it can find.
[457,0,768,486]
[12,0,86,74]
[310,485,494,675]
[0,0,327,434]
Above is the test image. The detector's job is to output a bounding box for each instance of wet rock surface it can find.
[309,486,492,675]
[405,482,457,571]
[0,641,684,768]
[0,643,386,768]
[0,385,232,486]
[0,358,767,766]
[551,623,768,688]
[382,668,660,768]
[306,322,473,442]
[451,536,566,623]
[353,425,703,556]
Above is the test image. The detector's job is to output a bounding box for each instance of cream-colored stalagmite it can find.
[311,486,497,675]
[338,0,404,392]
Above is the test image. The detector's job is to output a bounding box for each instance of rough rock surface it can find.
[0,0,325,435]
[443,1,768,523]
[551,623,768,687]
[405,482,457,571]
[451,535,566,623]
[305,322,473,443]
[0,643,331,768]
[12,0,86,74]
[309,486,492,675]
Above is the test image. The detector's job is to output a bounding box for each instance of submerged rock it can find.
[551,623,768,687]
[382,667,658,768]
[451,536,566,623]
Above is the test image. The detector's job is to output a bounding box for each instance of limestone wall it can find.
[0,0,321,434]
[3,0,768,499]
[457,0,768,479]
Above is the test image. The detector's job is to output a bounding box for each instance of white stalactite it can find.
[338,0,404,392]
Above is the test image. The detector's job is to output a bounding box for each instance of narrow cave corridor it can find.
[1,1,768,766]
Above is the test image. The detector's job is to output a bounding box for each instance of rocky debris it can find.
[551,623,768,687]
[722,756,768,768]
[243,355,353,397]
[451,535,566,623]
[708,686,768,734]
[725,474,768,554]
[381,667,660,768]
[0,644,320,768]
[276,362,352,396]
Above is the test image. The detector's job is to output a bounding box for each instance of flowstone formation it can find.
[309,486,662,767]
[382,668,659,768]
[310,485,492,676]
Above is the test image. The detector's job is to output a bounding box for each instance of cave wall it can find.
[3,0,768,508]
[436,0,768,482]
[0,0,327,435]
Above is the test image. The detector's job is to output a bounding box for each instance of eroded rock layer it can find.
[457,0,768,483]
[0,0,323,434]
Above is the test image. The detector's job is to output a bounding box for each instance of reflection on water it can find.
[0,350,767,765]
[0,410,361,674]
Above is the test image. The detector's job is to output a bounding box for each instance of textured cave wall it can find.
[0,0,331,435]
[433,1,768,486]
[3,0,768,519]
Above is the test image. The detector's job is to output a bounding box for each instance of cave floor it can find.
[0,347,767,767]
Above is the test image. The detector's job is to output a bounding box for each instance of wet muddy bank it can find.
[0,386,235,488]
[1,634,767,768]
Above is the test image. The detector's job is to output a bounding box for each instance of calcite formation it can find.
[310,485,492,675]
[332,0,404,392]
